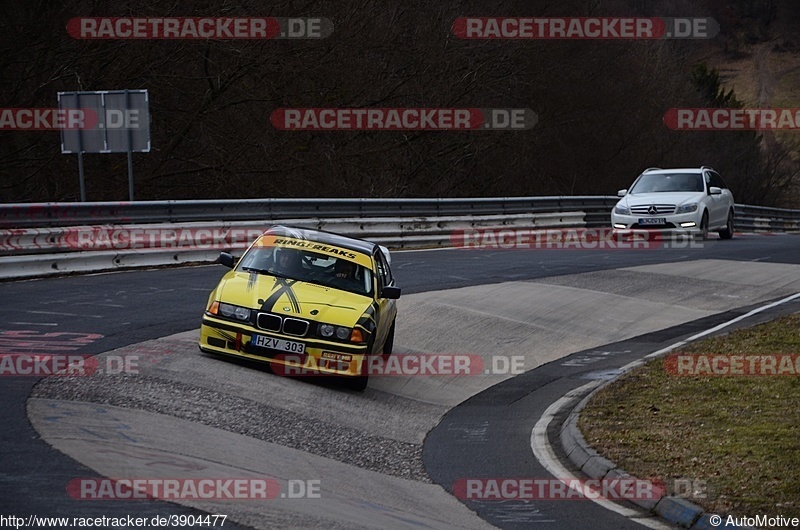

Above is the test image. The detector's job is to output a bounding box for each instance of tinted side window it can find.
[374,251,392,288]
[382,253,393,285]
[710,171,727,189]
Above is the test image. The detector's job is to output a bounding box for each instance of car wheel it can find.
[342,373,369,391]
[382,321,395,356]
[698,211,709,241]
[719,209,734,240]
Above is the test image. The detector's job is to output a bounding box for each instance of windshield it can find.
[237,242,373,297]
[629,173,704,194]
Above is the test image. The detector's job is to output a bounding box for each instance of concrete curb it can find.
[559,370,758,530]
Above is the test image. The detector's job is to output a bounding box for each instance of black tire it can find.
[382,321,395,356]
[342,374,368,391]
[719,209,734,240]
[698,211,709,241]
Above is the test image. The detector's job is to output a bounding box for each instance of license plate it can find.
[251,335,305,354]
[639,218,666,225]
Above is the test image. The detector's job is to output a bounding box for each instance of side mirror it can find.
[709,186,722,195]
[380,286,401,299]
[218,252,235,268]
[617,189,627,197]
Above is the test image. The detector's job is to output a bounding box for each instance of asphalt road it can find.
[424,297,800,529]
[2,234,799,528]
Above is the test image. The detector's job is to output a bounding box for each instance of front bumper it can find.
[199,315,368,378]
[611,211,703,235]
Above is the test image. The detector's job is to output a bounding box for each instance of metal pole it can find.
[126,89,134,201]
[76,93,86,202]
[127,151,134,201]
[78,152,86,202]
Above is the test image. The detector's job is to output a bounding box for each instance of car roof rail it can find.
[700,165,714,172]
[642,167,662,172]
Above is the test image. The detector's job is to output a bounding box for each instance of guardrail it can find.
[733,203,800,232]
[0,211,592,279]
[0,197,620,229]
[0,212,592,257]
[0,197,797,280]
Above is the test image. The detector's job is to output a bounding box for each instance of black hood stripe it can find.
[260,278,301,313]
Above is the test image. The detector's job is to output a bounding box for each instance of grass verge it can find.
[578,313,800,519]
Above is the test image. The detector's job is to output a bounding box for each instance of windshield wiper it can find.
[241,266,292,279]
[299,277,331,288]
[241,266,268,274]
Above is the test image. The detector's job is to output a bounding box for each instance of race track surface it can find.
[2,234,800,529]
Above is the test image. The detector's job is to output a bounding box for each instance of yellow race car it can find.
[199,225,400,390]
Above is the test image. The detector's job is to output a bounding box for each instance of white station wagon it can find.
[611,167,735,239]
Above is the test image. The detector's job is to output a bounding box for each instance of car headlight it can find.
[676,203,698,214]
[317,324,353,341]
[216,302,251,322]
[614,204,630,215]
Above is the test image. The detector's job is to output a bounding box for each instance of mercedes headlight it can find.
[614,204,630,215]
[676,203,698,214]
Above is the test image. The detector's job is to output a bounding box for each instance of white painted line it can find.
[9,322,59,326]
[73,302,125,308]
[530,291,800,529]
[390,246,455,254]
[644,291,800,360]
[25,310,103,318]
[530,382,673,529]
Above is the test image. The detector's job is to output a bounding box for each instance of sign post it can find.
[58,89,150,201]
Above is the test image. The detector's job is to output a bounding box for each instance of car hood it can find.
[618,191,704,208]
[216,271,371,327]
